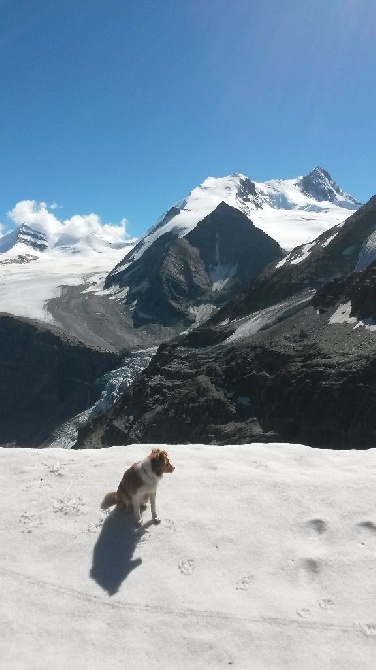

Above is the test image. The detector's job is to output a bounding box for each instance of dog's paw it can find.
[152,516,161,524]
[134,518,142,527]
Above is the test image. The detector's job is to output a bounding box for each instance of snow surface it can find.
[0,247,129,323]
[329,302,376,331]
[1,442,376,670]
[226,292,315,342]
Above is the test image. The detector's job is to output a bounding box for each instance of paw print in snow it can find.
[87,510,108,533]
[236,575,254,590]
[19,511,42,533]
[360,622,376,637]
[297,608,311,618]
[53,495,85,516]
[48,461,67,476]
[318,598,335,610]
[178,559,196,575]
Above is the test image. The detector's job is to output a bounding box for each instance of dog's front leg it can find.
[132,495,142,526]
[150,492,160,524]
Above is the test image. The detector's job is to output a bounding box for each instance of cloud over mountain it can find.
[6,200,133,249]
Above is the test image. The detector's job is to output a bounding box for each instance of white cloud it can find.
[6,200,134,249]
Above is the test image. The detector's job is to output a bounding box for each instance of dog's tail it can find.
[101,491,118,509]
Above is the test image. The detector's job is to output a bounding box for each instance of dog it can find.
[101,448,175,525]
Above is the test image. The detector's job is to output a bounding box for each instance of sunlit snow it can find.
[1,442,376,670]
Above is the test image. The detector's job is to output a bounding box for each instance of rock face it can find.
[0,314,121,446]
[299,166,359,205]
[105,202,283,328]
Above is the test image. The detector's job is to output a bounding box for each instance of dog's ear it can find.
[149,448,161,458]
[150,450,165,475]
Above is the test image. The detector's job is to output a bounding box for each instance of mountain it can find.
[0,223,48,262]
[110,167,359,270]
[0,168,368,448]
[102,167,358,333]
[0,222,132,259]
[104,202,283,328]
[76,196,376,451]
[213,194,376,322]
[0,167,360,351]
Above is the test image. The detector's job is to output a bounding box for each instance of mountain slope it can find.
[213,194,376,322]
[110,167,359,274]
[105,202,283,328]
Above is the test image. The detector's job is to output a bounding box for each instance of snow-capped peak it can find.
[298,166,360,206]
[114,168,361,274]
[0,223,48,258]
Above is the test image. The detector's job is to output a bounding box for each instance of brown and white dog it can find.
[101,449,175,525]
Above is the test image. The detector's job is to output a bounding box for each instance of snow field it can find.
[1,443,376,669]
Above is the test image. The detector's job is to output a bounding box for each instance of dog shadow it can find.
[90,506,152,596]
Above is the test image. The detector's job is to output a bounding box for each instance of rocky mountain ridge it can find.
[75,195,376,450]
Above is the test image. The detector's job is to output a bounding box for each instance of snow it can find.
[226,293,314,342]
[188,303,217,325]
[118,172,359,272]
[356,230,376,272]
[290,242,315,265]
[329,302,376,331]
[0,247,130,323]
[209,234,238,291]
[1,442,376,670]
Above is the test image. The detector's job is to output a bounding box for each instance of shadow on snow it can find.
[90,506,152,595]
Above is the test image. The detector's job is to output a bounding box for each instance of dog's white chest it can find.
[136,461,158,494]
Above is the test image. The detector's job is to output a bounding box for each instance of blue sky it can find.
[1,0,375,239]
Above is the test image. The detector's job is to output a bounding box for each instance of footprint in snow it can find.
[48,462,67,476]
[19,511,42,533]
[178,559,196,575]
[359,622,376,637]
[318,598,335,611]
[297,608,311,618]
[53,495,85,516]
[236,575,254,590]
[305,518,327,536]
[87,510,109,533]
[357,521,376,535]
[299,557,321,584]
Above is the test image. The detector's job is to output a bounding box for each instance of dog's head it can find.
[149,449,175,476]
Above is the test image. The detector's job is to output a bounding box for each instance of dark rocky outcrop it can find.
[104,202,283,328]
[0,314,121,446]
